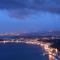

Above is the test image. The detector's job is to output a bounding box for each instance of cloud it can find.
[9,8,36,19]
[0,0,60,19]
[0,0,35,19]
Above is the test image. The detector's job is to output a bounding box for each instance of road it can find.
[0,39,59,60]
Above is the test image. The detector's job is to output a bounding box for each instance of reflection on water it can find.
[0,43,48,60]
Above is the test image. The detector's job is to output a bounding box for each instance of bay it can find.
[0,43,48,60]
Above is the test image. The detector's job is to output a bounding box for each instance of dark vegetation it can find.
[38,39,60,51]
[50,39,60,51]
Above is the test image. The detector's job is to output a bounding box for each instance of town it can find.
[0,32,60,60]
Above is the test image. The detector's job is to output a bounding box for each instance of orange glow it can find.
[0,39,58,60]
[49,55,54,60]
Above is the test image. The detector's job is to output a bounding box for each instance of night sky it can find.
[0,0,60,33]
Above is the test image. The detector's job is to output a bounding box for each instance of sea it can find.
[0,43,48,60]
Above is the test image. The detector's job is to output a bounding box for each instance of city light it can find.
[0,39,59,60]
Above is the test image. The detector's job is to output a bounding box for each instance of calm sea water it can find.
[0,43,48,60]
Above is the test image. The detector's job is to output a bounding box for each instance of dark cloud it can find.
[0,0,34,18]
[9,8,36,19]
[0,0,33,9]
[0,0,60,19]
[0,0,60,11]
